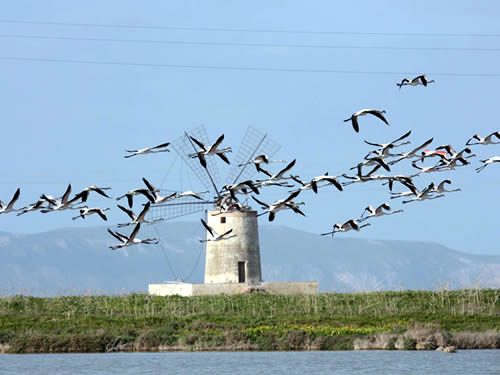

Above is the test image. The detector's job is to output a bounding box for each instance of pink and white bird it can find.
[117,201,164,227]
[344,109,389,133]
[40,185,85,213]
[402,183,444,204]
[466,132,500,146]
[359,203,403,222]
[420,149,448,162]
[364,130,412,159]
[189,134,232,168]
[76,186,112,202]
[436,157,470,171]
[432,179,461,193]
[124,142,170,158]
[435,145,475,160]
[17,198,47,216]
[397,75,435,89]
[116,187,155,208]
[108,223,159,250]
[321,219,370,236]
[0,188,21,215]
[257,159,297,183]
[476,156,500,173]
[411,160,442,174]
[390,138,434,165]
[238,154,286,173]
[252,190,304,222]
[142,178,177,204]
[175,190,208,200]
[72,207,110,221]
[291,173,343,193]
[199,218,237,242]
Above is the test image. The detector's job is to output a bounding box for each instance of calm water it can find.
[0,350,498,375]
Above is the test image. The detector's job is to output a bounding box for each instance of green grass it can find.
[0,289,499,353]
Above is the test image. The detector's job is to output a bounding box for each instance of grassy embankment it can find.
[0,289,499,353]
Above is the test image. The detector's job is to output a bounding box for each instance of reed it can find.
[0,289,498,353]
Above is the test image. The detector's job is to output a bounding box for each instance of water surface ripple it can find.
[1,350,498,375]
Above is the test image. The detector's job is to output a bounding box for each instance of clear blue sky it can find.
[1,1,499,254]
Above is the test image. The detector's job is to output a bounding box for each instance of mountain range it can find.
[1,222,499,296]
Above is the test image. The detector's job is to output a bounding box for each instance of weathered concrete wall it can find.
[148,281,318,296]
[262,282,319,295]
[204,210,262,284]
[149,283,193,296]
[193,283,249,296]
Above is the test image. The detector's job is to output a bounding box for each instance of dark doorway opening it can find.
[238,262,246,283]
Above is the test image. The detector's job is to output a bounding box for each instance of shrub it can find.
[401,337,417,350]
[277,330,310,350]
[135,325,179,349]
[0,331,13,344]
[313,336,355,350]
[8,332,113,353]
[452,331,500,349]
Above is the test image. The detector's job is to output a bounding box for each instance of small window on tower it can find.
[220,217,226,223]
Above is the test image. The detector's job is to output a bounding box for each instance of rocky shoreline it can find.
[352,328,499,351]
[1,329,498,354]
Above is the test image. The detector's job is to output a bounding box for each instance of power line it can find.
[1,33,499,52]
[0,19,499,38]
[1,55,500,77]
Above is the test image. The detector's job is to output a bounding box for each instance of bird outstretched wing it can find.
[201,219,214,238]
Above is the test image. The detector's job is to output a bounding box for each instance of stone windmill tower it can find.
[148,126,317,296]
[204,209,262,285]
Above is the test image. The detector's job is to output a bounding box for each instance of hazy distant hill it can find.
[1,223,499,296]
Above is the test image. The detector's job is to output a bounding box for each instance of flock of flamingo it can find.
[1,74,499,248]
